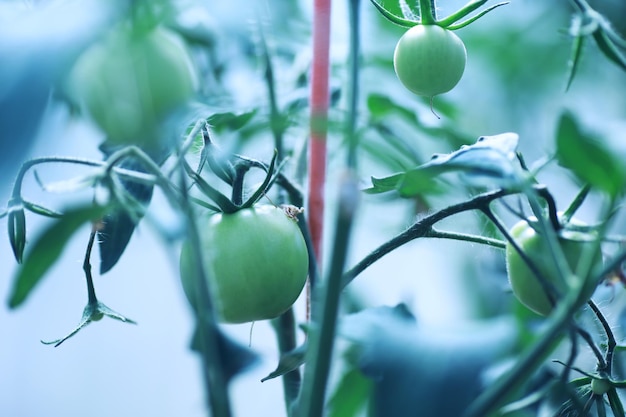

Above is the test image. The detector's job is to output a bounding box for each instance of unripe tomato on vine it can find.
[179,205,309,324]
[67,22,198,149]
[505,217,602,316]
[371,0,508,108]
[393,24,467,98]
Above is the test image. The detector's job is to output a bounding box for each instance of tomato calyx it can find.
[370,0,509,31]
[186,124,285,215]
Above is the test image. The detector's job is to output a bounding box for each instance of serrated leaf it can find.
[8,205,106,308]
[261,343,306,382]
[556,111,626,196]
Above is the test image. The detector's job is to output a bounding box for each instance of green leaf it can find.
[565,33,585,91]
[555,111,626,196]
[367,93,418,125]
[261,343,306,382]
[328,367,373,417]
[444,2,510,31]
[8,205,107,308]
[207,109,258,133]
[339,305,516,417]
[397,168,447,197]
[190,324,259,383]
[363,173,406,194]
[365,133,523,197]
[368,0,417,27]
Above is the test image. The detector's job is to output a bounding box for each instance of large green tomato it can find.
[505,218,602,316]
[180,205,309,324]
[393,24,467,97]
[67,24,197,148]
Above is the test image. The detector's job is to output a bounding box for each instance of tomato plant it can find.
[179,205,309,324]
[505,217,602,316]
[4,0,626,416]
[393,25,467,97]
[67,23,197,148]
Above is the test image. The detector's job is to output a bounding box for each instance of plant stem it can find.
[83,228,99,305]
[307,0,332,268]
[426,228,505,248]
[297,2,360,415]
[273,309,301,414]
[418,0,436,24]
[297,175,359,417]
[588,300,617,373]
[176,153,232,417]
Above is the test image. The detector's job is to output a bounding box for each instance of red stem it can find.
[307,0,331,320]
[308,0,331,267]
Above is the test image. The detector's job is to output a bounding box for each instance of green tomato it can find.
[180,205,309,324]
[591,377,612,395]
[505,218,601,316]
[393,24,467,97]
[67,24,197,148]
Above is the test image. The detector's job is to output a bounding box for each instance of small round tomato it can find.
[180,205,309,324]
[591,377,612,395]
[67,24,197,148]
[393,24,466,97]
[505,218,602,316]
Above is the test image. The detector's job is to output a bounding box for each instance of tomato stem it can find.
[418,0,437,24]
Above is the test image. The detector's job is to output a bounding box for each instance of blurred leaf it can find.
[328,367,373,417]
[593,27,626,71]
[98,157,157,274]
[190,324,259,383]
[565,30,585,91]
[340,304,517,417]
[261,343,306,382]
[23,201,63,218]
[207,109,258,133]
[8,205,106,308]
[367,93,418,125]
[555,111,626,196]
[568,3,626,73]
[364,173,405,194]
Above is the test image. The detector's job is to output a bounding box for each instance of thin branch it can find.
[426,228,505,249]
[341,188,510,288]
